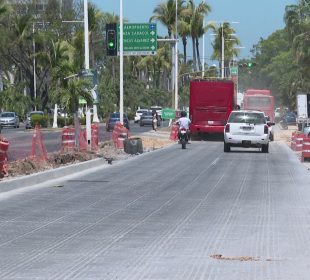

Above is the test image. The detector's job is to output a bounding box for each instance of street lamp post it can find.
[221,23,224,78]
[32,23,37,111]
[83,0,89,70]
[217,21,239,78]
[120,0,124,125]
[174,0,178,111]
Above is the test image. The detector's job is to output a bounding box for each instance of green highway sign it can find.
[230,66,238,75]
[162,108,175,120]
[117,23,157,56]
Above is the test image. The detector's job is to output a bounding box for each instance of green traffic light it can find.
[109,42,114,48]
[247,62,253,68]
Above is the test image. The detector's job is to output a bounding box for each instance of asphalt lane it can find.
[1,141,310,279]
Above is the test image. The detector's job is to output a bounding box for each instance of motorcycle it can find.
[179,127,188,149]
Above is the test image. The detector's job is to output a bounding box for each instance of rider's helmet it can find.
[180,111,187,117]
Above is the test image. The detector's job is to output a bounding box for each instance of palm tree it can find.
[137,45,171,90]
[284,1,310,79]
[182,0,212,72]
[211,22,240,77]
[88,3,105,69]
[0,0,9,21]
[178,6,191,64]
[150,0,177,38]
[59,78,93,117]
[0,85,31,116]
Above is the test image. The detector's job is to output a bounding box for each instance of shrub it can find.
[57,116,74,127]
[31,115,48,128]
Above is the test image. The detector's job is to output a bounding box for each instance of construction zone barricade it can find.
[0,136,9,178]
[112,122,129,149]
[301,137,310,162]
[295,133,306,152]
[30,124,47,161]
[170,124,179,141]
[291,132,297,151]
[62,127,75,152]
[124,138,143,155]
[91,123,99,150]
[79,129,87,151]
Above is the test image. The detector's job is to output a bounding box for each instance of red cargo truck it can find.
[243,89,275,122]
[189,79,236,137]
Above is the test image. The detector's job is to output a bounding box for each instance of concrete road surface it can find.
[1,141,310,279]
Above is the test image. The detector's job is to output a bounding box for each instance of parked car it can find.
[284,112,297,125]
[0,112,19,128]
[106,113,130,132]
[25,111,45,129]
[139,111,161,127]
[224,110,271,153]
[134,109,149,123]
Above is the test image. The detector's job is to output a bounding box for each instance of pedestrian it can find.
[152,109,158,131]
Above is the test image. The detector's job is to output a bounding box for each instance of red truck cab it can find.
[243,89,275,122]
[189,79,236,136]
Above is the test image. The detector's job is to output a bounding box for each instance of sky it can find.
[91,0,295,64]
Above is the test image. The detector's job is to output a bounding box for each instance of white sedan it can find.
[134,109,149,123]
[224,110,271,153]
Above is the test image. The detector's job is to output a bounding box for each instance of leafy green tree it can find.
[0,85,31,117]
[58,78,93,116]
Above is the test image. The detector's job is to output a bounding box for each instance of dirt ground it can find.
[2,125,304,179]
[3,135,175,179]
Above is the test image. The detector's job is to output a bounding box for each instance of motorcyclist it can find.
[176,111,191,142]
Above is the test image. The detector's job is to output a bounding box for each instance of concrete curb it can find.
[0,158,106,193]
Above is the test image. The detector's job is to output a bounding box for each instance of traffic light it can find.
[106,24,117,56]
[246,61,256,68]
[238,61,257,68]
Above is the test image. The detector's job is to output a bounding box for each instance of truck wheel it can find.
[262,144,269,153]
[224,142,230,152]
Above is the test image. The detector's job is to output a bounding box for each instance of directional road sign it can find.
[162,108,175,120]
[117,23,157,56]
[230,66,238,75]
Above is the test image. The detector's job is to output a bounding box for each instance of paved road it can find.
[1,140,310,279]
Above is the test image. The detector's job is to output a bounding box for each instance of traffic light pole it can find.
[120,0,124,125]
[175,0,178,111]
